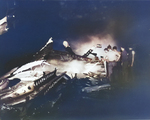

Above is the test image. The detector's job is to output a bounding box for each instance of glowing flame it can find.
[49,34,117,78]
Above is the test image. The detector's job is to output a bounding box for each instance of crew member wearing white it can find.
[104,45,120,79]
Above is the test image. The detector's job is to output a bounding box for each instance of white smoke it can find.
[49,34,117,78]
[49,60,86,78]
[71,34,117,59]
[62,60,86,78]
[54,59,105,79]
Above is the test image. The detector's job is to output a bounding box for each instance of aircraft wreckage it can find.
[0,37,110,107]
[0,15,15,35]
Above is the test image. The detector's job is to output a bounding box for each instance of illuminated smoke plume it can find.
[48,59,87,78]
[48,34,118,78]
[57,59,105,78]
[71,34,117,59]
[61,60,86,78]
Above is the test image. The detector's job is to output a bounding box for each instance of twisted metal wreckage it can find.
[0,37,110,107]
[0,14,15,35]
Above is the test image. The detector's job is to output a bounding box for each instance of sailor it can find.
[63,41,75,55]
[102,48,109,77]
[120,47,129,81]
[120,47,128,67]
[127,47,135,81]
[106,45,120,62]
[102,48,108,61]
[107,45,112,52]
[111,46,121,82]
[128,47,135,67]
[112,46,121,62]
[105,45,120,79]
